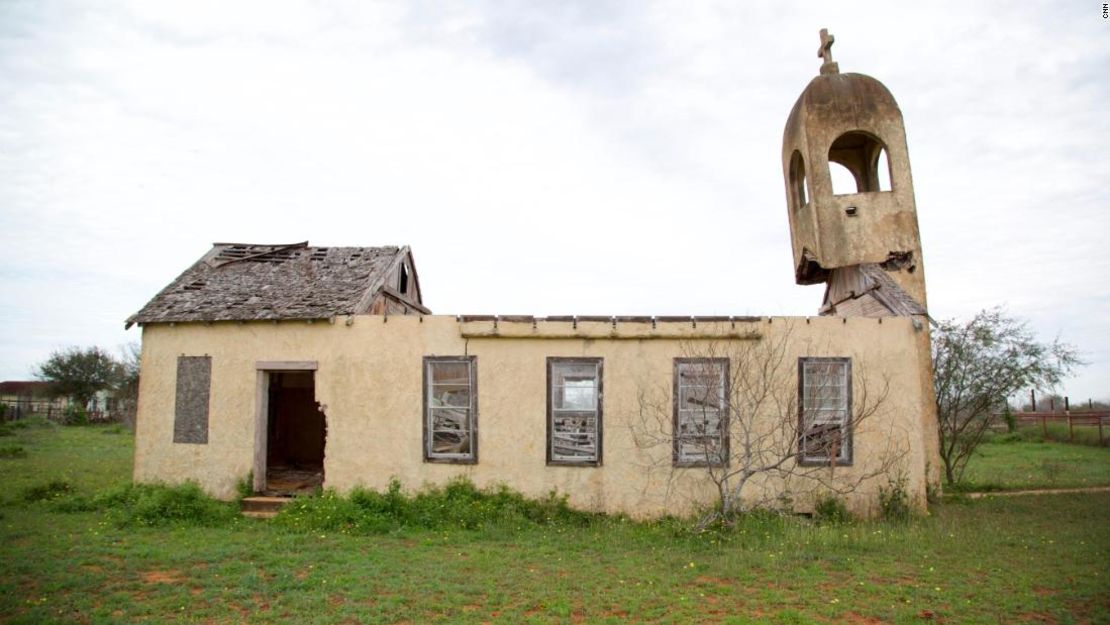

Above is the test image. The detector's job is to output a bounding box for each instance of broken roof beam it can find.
[211,241,309,268]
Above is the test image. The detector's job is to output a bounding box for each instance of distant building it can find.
[127,32,941,517]
[0,381,68,419]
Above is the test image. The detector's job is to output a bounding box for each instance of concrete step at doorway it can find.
[240,496,293,519]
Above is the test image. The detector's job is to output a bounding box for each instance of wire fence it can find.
[1009,411,1109,445]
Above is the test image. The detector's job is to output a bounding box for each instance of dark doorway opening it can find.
[265,371,325,495]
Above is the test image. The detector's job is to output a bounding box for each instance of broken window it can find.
[174,356,211,444]
[798,357,852,465]
[674,359,729,466]
[424,356,477,463]
[547,358,602,465]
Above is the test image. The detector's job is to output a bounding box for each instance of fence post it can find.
[1068,413,1073,442]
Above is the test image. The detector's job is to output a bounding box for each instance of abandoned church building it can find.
[128,33,942,517]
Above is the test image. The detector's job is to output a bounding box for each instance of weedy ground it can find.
[956,428,1110,491]
[0,419,1107,624]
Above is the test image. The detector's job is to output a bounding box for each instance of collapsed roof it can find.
[126,242,426,328]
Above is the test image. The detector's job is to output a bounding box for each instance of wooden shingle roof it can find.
[857,264,927,316]
[126,242,415,327]
[819,263,927,317]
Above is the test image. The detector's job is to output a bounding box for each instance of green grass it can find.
[1,422,1108,624]
[958,432,1110,491]
[0,418,133,503]
[0,444,27,459]
[1007,421,1109,448]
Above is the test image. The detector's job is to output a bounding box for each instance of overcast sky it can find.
[1,1,1107,401]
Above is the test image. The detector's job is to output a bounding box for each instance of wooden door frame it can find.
[253,361,318,493]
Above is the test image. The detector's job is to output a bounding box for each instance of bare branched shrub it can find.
[631,326,905,527]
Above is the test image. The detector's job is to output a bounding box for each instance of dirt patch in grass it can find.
[1017,611,1059,624]
[224,601,251,618]
[692,575,736,587]
[871,574,920,587]
[842,612,884,624]
[140,569,184,584]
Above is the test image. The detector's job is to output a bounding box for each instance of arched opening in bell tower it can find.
[827,131,892,195]
[789,150,809,210]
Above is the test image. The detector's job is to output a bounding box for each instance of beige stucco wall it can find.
[134,315,939,517]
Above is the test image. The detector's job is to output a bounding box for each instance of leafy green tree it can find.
[34,346,124,411]
[933,308,1081,485]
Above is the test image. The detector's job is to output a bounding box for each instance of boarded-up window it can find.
[423,356,477,463]
[547,358,602,465]
[174,356,211,444]
[798,357,852,465]
[674,358,729,466]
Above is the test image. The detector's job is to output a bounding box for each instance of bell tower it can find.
[782,29,928,316]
